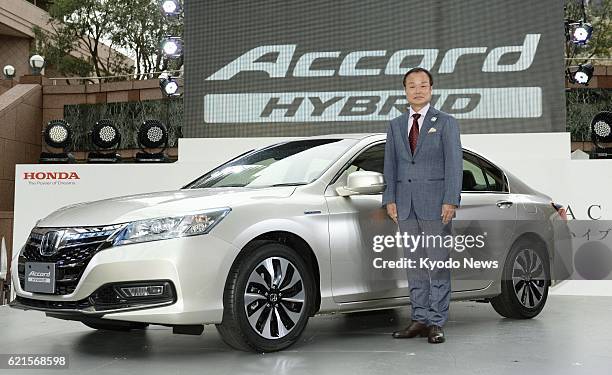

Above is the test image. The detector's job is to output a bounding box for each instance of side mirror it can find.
[336,171,386,197]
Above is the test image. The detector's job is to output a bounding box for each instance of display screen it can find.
[184,0,566,137]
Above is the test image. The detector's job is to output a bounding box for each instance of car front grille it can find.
[18,225,123,295]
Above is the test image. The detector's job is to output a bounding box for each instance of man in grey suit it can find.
[382,67,462,344]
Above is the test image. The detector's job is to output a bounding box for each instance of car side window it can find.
[479,159,507,192]
[462,158,488,191]
[462,152,507,192]
[335,143,386,186]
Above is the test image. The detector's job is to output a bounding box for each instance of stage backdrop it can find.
[184,0,565,138]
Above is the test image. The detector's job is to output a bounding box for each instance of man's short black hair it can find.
[402,67,433,87]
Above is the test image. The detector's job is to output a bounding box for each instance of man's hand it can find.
[386,203,398,224]
[441,204,456,225]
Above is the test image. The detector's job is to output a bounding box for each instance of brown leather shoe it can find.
[427,325,445,344]
[392,320,428,338]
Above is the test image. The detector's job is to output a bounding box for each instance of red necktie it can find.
[409,113,421,154]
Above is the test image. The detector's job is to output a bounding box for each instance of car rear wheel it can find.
[491,239,550,319]
[82,319,149,331]
[216,242,314,352]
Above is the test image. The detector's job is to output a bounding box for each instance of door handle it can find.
[496,200,514,209]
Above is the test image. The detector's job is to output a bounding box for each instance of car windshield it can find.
[184,139,358,189]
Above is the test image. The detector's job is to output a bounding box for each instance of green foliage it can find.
[64,98,184,151]
[39,0,132,78]
[110,0,183,79]
[33,0,182,79]
[566,89,612,141]
[33,25,94,78]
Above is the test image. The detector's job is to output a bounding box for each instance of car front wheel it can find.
[216,242,314,352]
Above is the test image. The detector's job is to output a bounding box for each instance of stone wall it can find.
[0,35,30,82]
[0,84,42,212]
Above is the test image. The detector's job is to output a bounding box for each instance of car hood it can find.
[38,187,296,227]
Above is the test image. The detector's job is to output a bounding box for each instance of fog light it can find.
[121,285,164,297]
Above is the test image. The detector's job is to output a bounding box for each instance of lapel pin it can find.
[431,116,437,122]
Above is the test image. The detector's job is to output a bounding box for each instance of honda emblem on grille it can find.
[39,230,64,256]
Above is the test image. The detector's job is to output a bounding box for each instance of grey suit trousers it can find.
[398,206,452,327]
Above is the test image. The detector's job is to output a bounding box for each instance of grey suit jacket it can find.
[382,106,462,221]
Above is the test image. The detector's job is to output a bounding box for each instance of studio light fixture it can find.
[161,0,182,16]
[87,119,122,163]
[590,111,612,159]
[2,65,15,79]
[44,120,71,148]
[135,120,170,163]
[159,73,181,97]
[567,63,594,85]
[161,37,183,59]
[29,54,45,75]
[568,21,593,45]
[39,120,75,164]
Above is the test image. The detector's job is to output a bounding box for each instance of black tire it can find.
[490,239,550,319]
[216,242,314,352]
[82,319,149,332]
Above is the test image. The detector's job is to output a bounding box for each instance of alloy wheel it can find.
[243,257,305,339]
[512,248,547,308]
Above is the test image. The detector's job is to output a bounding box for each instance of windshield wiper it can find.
[268,182,308,187]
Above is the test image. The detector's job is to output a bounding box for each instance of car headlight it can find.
[112,207,231,246]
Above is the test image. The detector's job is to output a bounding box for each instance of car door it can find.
[325,142,407,303]
[451,151,518,291]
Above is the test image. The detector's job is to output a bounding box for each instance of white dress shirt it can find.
[408,103,430,133]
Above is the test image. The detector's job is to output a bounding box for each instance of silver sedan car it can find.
[11,134,570,352]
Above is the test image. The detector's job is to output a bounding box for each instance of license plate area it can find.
[24,262,56,294]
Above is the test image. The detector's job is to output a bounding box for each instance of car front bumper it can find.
[11,234,240,325]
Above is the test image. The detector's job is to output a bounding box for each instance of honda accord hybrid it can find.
[11,134,570,352]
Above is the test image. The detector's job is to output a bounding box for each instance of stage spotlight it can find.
[44,119,71,148]
[39,120,75,163]
[569,22,593,46]
[161,37,183,59]
[568,63,594,85]
[161,0,182,16]
[2,65,15,79]
[87,119,122,163]
[135,120,170,163]
[139,120,167,149]
[574,64,594,85]
[159,73,180,97]
[590,111,612,159]
[93,119,121,149]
